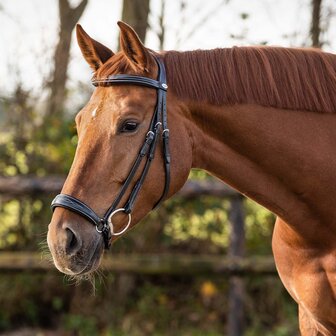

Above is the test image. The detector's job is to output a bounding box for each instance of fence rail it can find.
[0,176,238,198]
[0,252,276,275]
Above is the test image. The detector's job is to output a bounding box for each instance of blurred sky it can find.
[1,0,336,94]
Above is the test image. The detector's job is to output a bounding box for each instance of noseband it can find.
[51,55,170,249]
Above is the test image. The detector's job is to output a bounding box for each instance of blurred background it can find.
[0,0,334,335]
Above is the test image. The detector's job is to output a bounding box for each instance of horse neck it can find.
[188,103,301,216]
[184,101,336,244]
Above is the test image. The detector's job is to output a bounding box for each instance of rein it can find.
[51,55,170,249]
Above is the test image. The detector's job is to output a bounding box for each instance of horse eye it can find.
[121,121,139,132]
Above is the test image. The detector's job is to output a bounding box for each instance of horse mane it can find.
[164,47,336,113]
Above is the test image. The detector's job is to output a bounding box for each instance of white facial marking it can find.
[91,107,98,118]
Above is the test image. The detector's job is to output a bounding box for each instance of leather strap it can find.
[92,75,168,91]
[51,54,170,249]
[51,194,101,226]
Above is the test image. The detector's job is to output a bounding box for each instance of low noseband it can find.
[51,55,170,249]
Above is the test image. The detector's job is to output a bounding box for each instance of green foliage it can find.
[245,199,275,255]
[63,314,98,336]
[0,87,77,250]
[0,272,298,335]
[164,196,230,250]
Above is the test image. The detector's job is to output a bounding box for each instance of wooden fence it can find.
[0,175,237,198]
[0,175,277,336]
[0,252,275,274]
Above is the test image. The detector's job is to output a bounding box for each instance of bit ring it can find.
[107,208,132,236]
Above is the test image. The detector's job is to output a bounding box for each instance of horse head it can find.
[47,22,192,275]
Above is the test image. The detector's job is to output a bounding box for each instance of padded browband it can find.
[92,75,168,91]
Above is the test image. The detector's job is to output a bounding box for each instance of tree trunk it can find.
[158,0,166,50]
[311,0,323,47]
[46,0,88,118]
[227,196,246,336]
[121,0,150,43]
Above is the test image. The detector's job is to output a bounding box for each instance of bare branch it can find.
[177,0,229,46]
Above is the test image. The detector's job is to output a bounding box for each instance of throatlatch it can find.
[51,54,170,249]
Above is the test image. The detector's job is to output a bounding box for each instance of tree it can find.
[121,0,150,43]
[46,0,88,118]
[311,0,322,47]
[227,196,246,336]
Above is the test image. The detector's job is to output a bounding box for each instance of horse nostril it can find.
[65,227,81,254]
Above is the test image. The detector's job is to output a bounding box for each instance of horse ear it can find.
[76,24,114,71]
[117,21,152,72]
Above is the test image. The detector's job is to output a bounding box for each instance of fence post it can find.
[228,195,246,336]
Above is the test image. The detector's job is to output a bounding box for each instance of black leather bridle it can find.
[51,54,170,249]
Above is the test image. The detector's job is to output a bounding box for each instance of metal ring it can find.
[162,128,170,135]
[96,219,107,234]
[146,130,154,137]
[96,226,103,234]
[107,208,132,236]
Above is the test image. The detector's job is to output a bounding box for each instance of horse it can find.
[47,21,336,335]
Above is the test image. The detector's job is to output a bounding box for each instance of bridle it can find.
[51,54,170,249]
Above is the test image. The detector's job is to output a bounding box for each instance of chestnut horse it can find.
[47,21,336,335]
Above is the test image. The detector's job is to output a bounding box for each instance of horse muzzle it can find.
[47,209,104,275]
